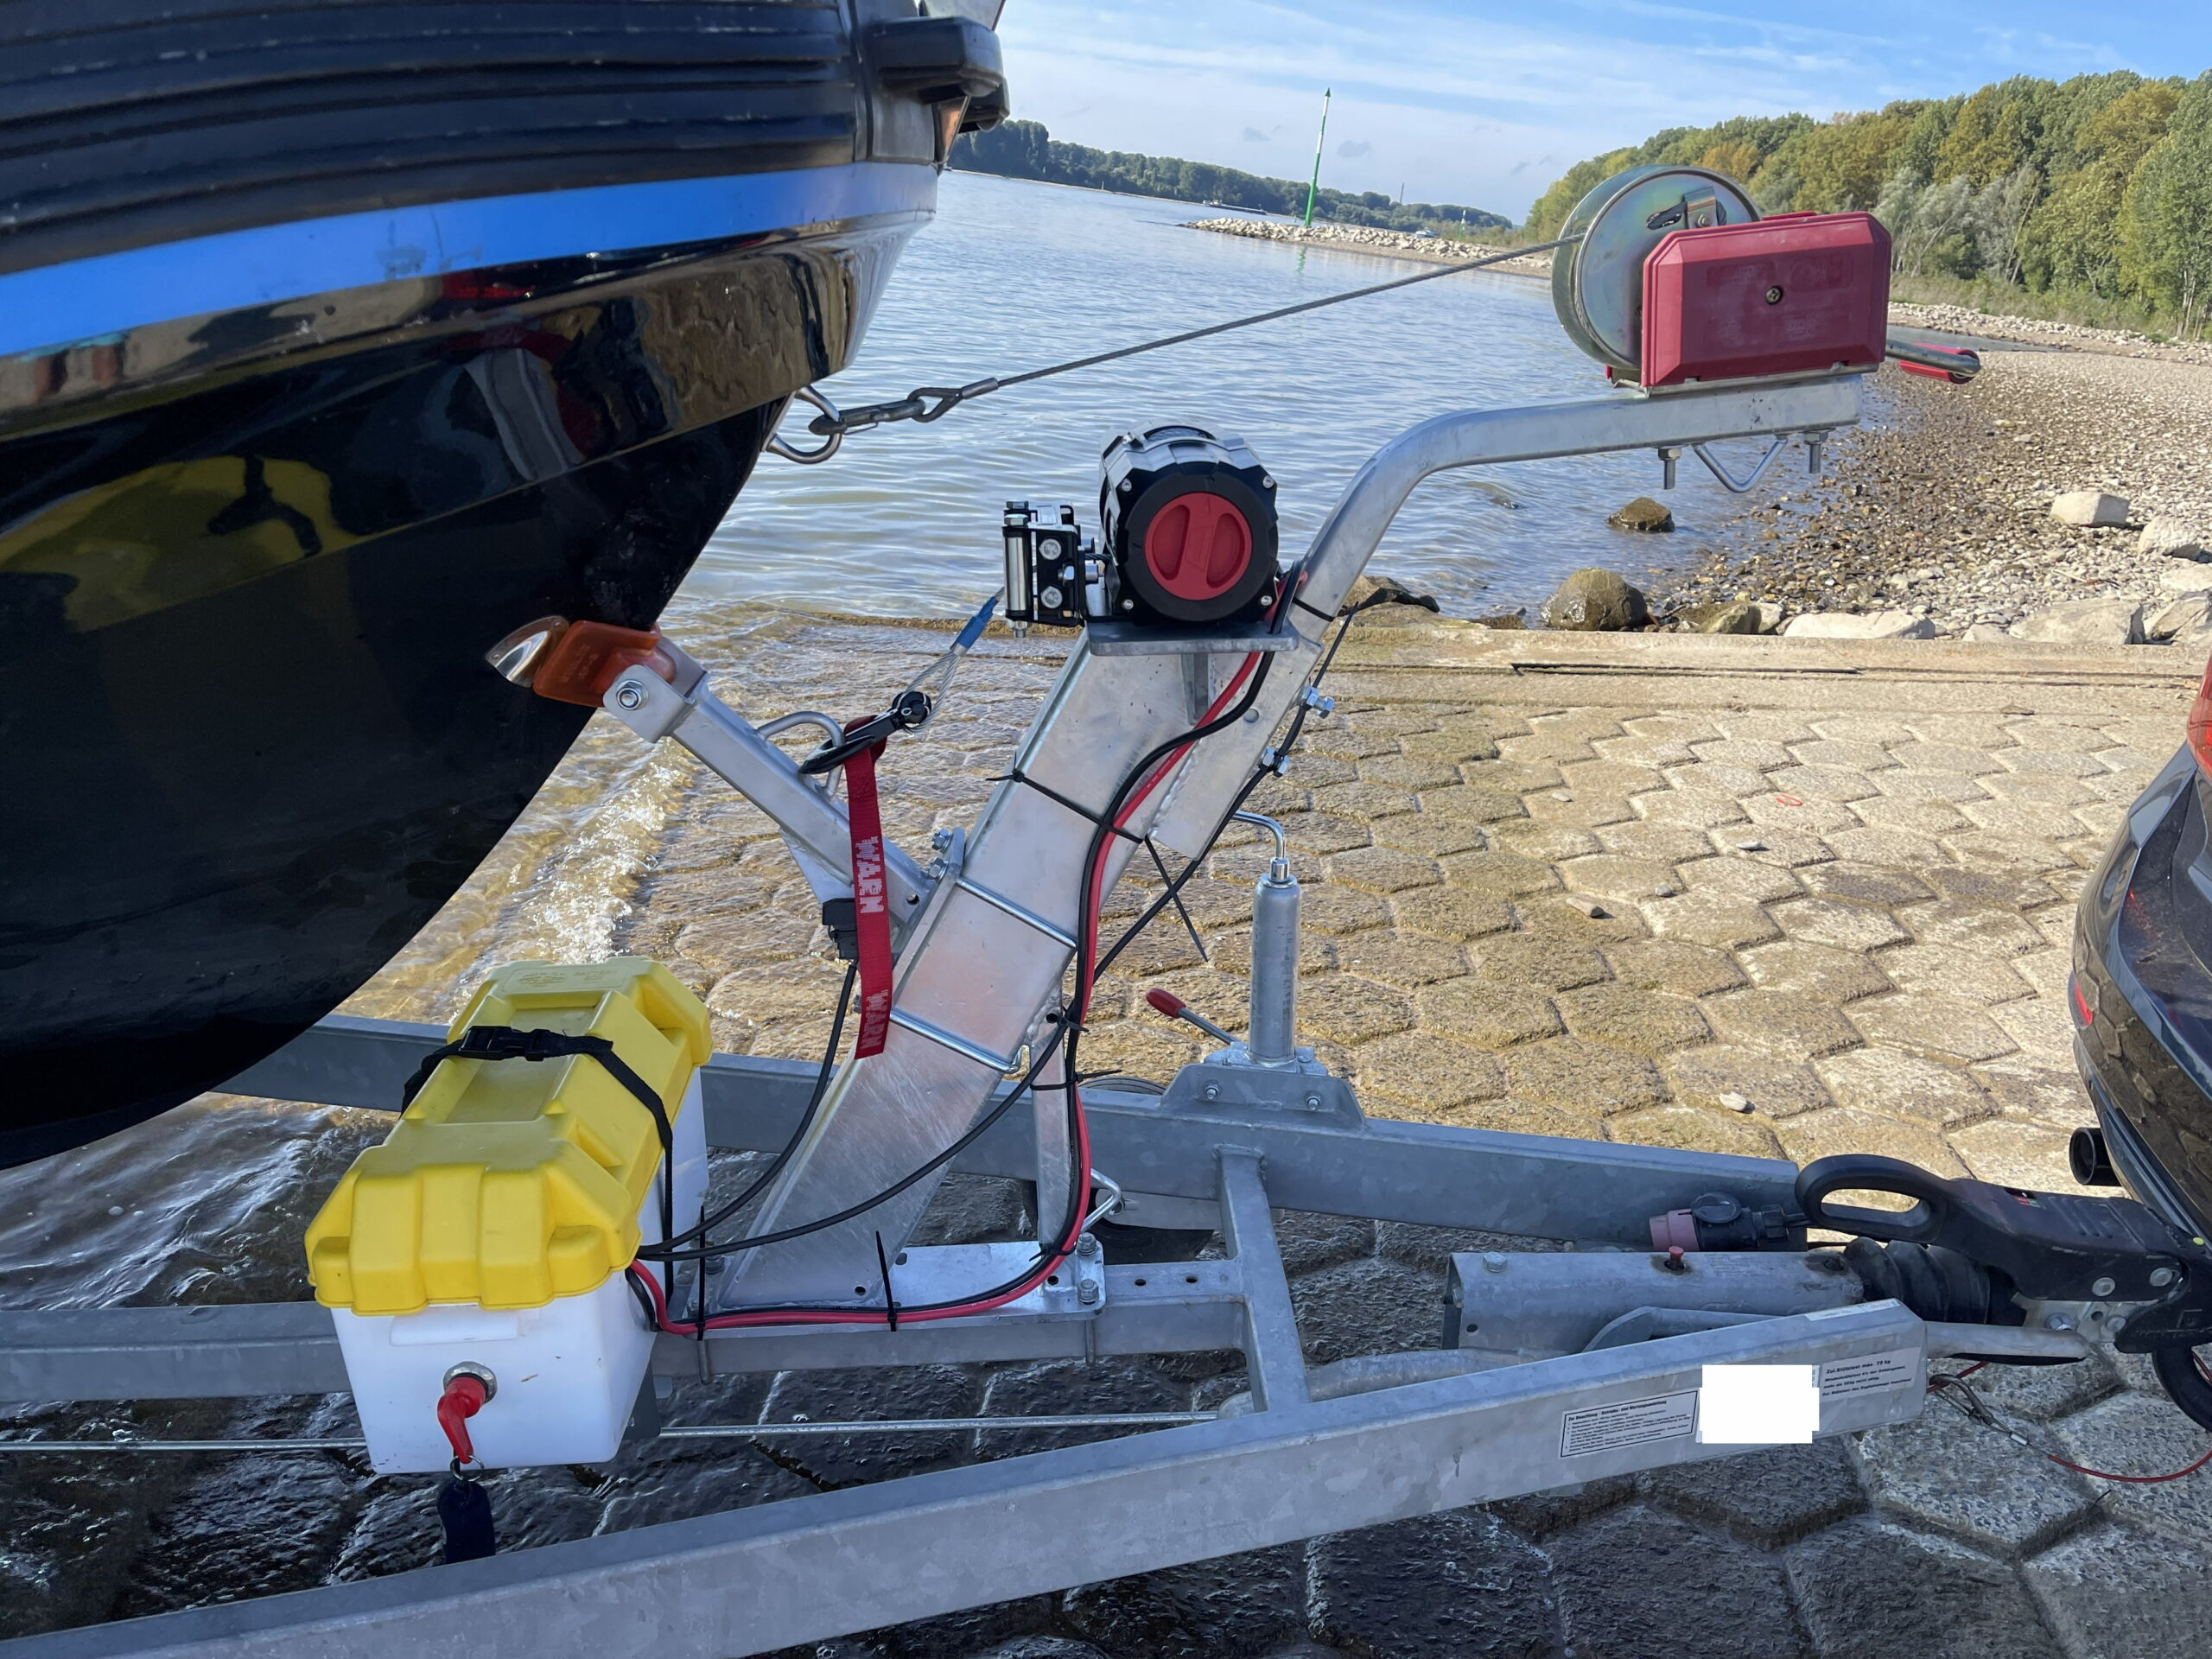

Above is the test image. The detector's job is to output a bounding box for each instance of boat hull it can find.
[0,203,923,1166]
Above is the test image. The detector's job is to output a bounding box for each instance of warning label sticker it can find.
[1560,1389,1700,1459]
[1818,1351,1918,1401]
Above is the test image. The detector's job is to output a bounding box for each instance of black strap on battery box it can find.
[400,1025,677,1248]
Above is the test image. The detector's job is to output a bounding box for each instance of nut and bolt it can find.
[1481,1251,1510,1274]
[1201,1084,1220,1102]
[2151,1266,2179,1287]
[614,681,644,710]
[1076,1232,1103,1261]
[2044,1311,2076,1332]
[1076,1279,1101,1306]
[1303,1093,1324,1109]
[2091,1276,2117,1298]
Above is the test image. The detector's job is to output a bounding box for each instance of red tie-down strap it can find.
[842,727,894,1058]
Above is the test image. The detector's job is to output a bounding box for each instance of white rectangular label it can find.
[1818,1350,1918,1400]
[1560,1389,1699,1459]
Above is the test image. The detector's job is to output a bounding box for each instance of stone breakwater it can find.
[1187,216,1557,278]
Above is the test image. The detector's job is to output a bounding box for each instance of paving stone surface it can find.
[14,618,2212,1652]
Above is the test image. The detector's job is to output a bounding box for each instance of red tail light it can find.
[2069,974,2094,1028]
[2188,655,2212,776]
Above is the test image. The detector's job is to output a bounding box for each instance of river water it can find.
[701,171,1760,620]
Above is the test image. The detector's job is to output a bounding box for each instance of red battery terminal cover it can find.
[1639,213,1891,389]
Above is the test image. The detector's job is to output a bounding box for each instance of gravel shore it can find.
[1668,350,2212,638]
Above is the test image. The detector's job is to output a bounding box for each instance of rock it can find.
[1961,623,2012,642]
[1678,601,1763,635]
[2011,598,2145,645]
[1606,496,1675,532]
[2139,514,2205,559]
[2147,594,2212,645]
[1541,568,1649,631]
[2158,563,2212,595]
[2049,490,2129,527]
[1780,611,1936,639]
[1748,601,1784,633]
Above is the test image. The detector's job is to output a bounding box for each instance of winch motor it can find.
[1003,423,1280,632]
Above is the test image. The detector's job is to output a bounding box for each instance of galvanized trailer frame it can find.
[2,376,2082,1659]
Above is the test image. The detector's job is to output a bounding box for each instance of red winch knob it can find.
[436,1370,493,1465]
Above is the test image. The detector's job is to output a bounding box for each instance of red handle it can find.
[1145,988,1186,1020]
[437,1374,488,1464]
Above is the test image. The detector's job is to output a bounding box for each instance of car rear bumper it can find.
[2073,744,2212,1244]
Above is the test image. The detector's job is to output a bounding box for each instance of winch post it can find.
[1236,811,1300,1067]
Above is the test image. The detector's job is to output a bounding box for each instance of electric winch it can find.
[1004,423,1280,632]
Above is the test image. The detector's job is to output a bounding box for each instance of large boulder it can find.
[1677,601,1764,634]
[1780,610,1936,639]
[2139,515,2207,560]
[1541,568,1649,631]
[1606,497,1675,533]
[2149,594,2212,647]
[2050,490,2130,528]
[2012,598,2145,645]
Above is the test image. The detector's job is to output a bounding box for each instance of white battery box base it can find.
[334,1073,704,1473]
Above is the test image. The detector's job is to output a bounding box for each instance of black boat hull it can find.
[0,2,1009,1163]
[0,213,925,1166]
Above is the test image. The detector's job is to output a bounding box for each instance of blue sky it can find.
[994,2,2212,219]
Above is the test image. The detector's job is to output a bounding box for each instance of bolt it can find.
[2152,1266,2178,1287]
[1481,1251,1510,1274]
[614,681,644,710]
[2091,1276,2117,1298]
[1764,285,1784,304]
[932,828,955,850]
[1202,1084,1220,1102]
[1303,1093,1324,1109]
[1077,1279,1101,1306]
[1076,1232,1103,1260]
[2044,1311,2075,1332]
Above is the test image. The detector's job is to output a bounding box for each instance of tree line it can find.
[950,119,1512,234]
[1524,72,2212,339]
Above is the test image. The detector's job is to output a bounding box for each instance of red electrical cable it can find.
[628,650,1265,1334]
[2046,1446,2212,1484]
[1933,1363,2212,1483]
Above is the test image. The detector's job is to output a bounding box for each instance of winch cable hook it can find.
[767,235,1582,456]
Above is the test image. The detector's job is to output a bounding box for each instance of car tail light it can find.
[2189,655,2212,777]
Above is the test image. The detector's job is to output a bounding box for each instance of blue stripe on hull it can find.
[3,161,938,360]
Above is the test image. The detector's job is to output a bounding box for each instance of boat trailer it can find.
[7,179,2209,1657]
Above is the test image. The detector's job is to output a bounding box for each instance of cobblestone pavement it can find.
[11,607,2212,1654]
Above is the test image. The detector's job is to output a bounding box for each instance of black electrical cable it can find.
[637,637,1283,1300]
[645,963,857,1259]
[1096,586,1428,978]
[636,580,1404,1315]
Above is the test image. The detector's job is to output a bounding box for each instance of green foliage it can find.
[1529,67,2210,337]
[948,120,1510,232]
[2120,74,2212,335]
